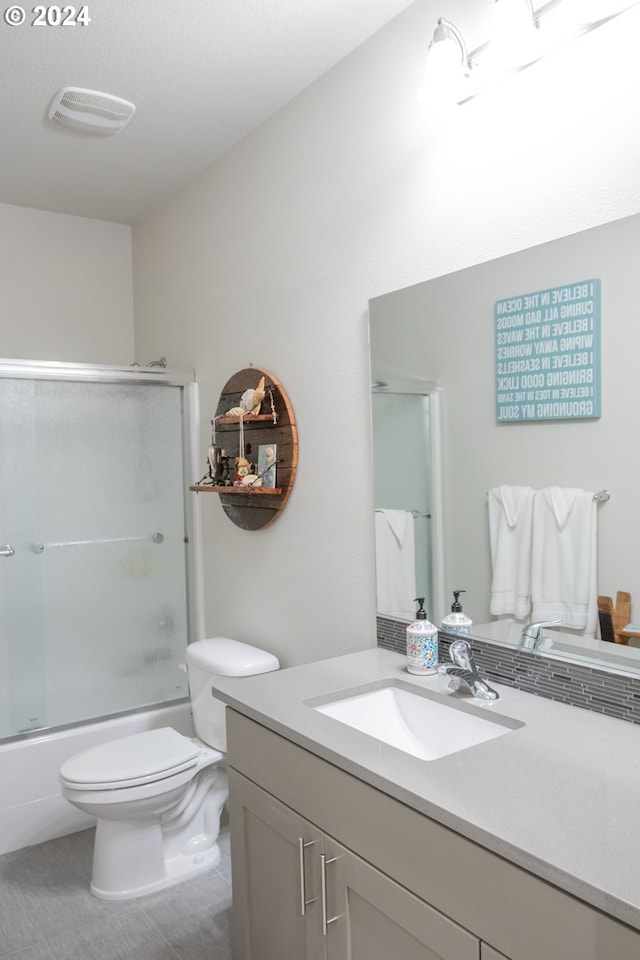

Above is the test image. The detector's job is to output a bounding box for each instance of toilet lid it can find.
[60,727,201,789]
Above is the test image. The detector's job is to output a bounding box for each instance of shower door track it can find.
[0,357,194,388]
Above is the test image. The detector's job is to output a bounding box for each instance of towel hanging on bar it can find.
[487,489,610,503]
[375,509,430,519]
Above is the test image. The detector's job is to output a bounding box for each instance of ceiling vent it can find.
[48,87,136,136]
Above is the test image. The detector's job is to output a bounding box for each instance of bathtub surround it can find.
[0,701,193,857]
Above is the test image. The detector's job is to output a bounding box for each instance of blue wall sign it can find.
[495,279,601,422]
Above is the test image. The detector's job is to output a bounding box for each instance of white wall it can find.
[0,203,134,364]
[132,0,640,666]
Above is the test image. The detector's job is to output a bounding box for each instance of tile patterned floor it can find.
[0,824,233,960]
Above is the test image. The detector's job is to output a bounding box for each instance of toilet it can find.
[59,637,279,901]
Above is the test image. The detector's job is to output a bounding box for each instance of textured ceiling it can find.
[0,0,415,224]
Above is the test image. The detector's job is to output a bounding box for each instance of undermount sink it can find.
[309,680,524,761]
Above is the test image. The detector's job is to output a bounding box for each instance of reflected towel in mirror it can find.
[488,486,535,619]
[531,487,597,636]
[374,509,416,620]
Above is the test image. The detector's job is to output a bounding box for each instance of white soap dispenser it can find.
[406,598,438,675]
[441,590,473,636]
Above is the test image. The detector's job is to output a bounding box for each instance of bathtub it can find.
[0,700,193,855]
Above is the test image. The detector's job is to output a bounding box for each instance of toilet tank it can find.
[185,637,280,751]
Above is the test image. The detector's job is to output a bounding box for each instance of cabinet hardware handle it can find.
[297,838,318,916]
[0,545,15,557]
[320,854,339,935]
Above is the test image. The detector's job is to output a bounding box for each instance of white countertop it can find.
[211,647,640,931]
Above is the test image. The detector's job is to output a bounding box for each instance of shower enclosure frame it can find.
[0,356,205,741]
[371,383,445,625]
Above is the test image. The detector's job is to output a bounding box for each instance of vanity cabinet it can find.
[226,708,640,960]
[230,769,478,960]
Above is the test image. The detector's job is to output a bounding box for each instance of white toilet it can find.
[59,637,279,901]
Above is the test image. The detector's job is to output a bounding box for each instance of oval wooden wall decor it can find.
[190,367,298,530]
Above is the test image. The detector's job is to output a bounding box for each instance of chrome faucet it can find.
[439,639,499,701]
[519,619,562,650]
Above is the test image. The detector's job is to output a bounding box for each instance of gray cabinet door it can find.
[229,768,325,960]
[324,835,480,960]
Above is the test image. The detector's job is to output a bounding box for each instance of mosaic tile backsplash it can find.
[377,615,640,726]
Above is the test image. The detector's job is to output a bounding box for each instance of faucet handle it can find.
[520,618,562,648]
[521,618,562,638]
[449,639,474,672]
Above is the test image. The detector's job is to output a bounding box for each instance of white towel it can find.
[374,509,416,619]
[488,486,534,619]
[531,487,597,635]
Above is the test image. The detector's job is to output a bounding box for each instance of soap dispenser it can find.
[406,598,438,675]
[441,590,473,636]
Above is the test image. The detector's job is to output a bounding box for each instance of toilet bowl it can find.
[59,637,279,900]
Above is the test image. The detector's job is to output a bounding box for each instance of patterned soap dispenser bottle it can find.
[406,598,438,675]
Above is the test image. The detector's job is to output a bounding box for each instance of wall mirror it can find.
[369,211,640,678]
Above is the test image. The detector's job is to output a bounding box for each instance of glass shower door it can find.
[0,377,45,736]
[372,391,434,618]
[0,373,192,738]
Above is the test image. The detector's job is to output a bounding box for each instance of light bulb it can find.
[424,19,471,107]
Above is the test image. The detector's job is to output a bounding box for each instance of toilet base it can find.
[88,764,228,900]
[90,836,221,900]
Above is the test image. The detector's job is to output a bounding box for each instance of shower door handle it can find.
[0,544,15,557]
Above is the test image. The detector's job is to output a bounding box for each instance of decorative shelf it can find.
[191,365,297,531]
[214,414,276,426]
[190,485,283,495]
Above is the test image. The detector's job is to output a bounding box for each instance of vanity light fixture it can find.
[424,17,474,107]
[425,17,471,102]
[428,18,473,76]
[427,0,640,105]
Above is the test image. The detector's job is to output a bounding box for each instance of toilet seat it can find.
[60,728,202,790]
